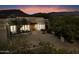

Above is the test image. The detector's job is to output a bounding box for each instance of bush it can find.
[48,15,79,43]
[38,41,54,54]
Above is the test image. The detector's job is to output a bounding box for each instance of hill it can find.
[0,9,29,18]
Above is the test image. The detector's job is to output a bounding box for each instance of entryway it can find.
[30,22,37,32]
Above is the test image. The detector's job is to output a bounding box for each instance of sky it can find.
[0,5,79,14]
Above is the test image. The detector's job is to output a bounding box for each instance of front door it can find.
[30,23,36,32]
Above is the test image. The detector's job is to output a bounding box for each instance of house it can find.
[7,17,48,34]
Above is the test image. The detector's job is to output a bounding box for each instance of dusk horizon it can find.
[0,5,79,14]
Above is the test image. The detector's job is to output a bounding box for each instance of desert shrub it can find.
[55,48,68,54]
[48,15,79,43]
[38,41,54,54]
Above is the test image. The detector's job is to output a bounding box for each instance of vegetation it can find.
[49,15,79,43]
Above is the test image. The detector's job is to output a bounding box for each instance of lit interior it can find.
[10,24,45,33]
[10,25,16,33]
[20,25,30,31]
[35,24,45,30]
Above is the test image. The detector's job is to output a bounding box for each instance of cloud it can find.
[20,6,79,14]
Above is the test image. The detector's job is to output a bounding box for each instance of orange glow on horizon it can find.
[20,7,77,14]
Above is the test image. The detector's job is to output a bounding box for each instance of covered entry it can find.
[30,22,37,31]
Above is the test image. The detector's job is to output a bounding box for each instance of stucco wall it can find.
[0,20,8,49]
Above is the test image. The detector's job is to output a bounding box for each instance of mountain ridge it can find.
[0,9,79,18]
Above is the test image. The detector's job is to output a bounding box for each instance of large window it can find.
[10,25,16,33]
[20,25,30,31]
[35,24,45,30]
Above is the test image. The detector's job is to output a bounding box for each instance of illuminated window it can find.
[35,24,45,30]
[20,25,30,31]
[10,25,16,33]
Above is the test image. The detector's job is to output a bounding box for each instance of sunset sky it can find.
[0,5,79,14]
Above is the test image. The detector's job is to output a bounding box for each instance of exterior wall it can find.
[7,17,46,24]
[25,17,46,24]
[0,20,8,48]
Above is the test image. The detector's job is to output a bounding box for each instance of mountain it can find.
[30,12,79,19]
[0,9,79,18]
[0,9,29,18]
[48,12,79,16]
[30,13,49,18]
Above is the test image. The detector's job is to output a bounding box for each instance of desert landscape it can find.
[0,5,79,53]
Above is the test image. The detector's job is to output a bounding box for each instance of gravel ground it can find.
[8,31,79,53]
